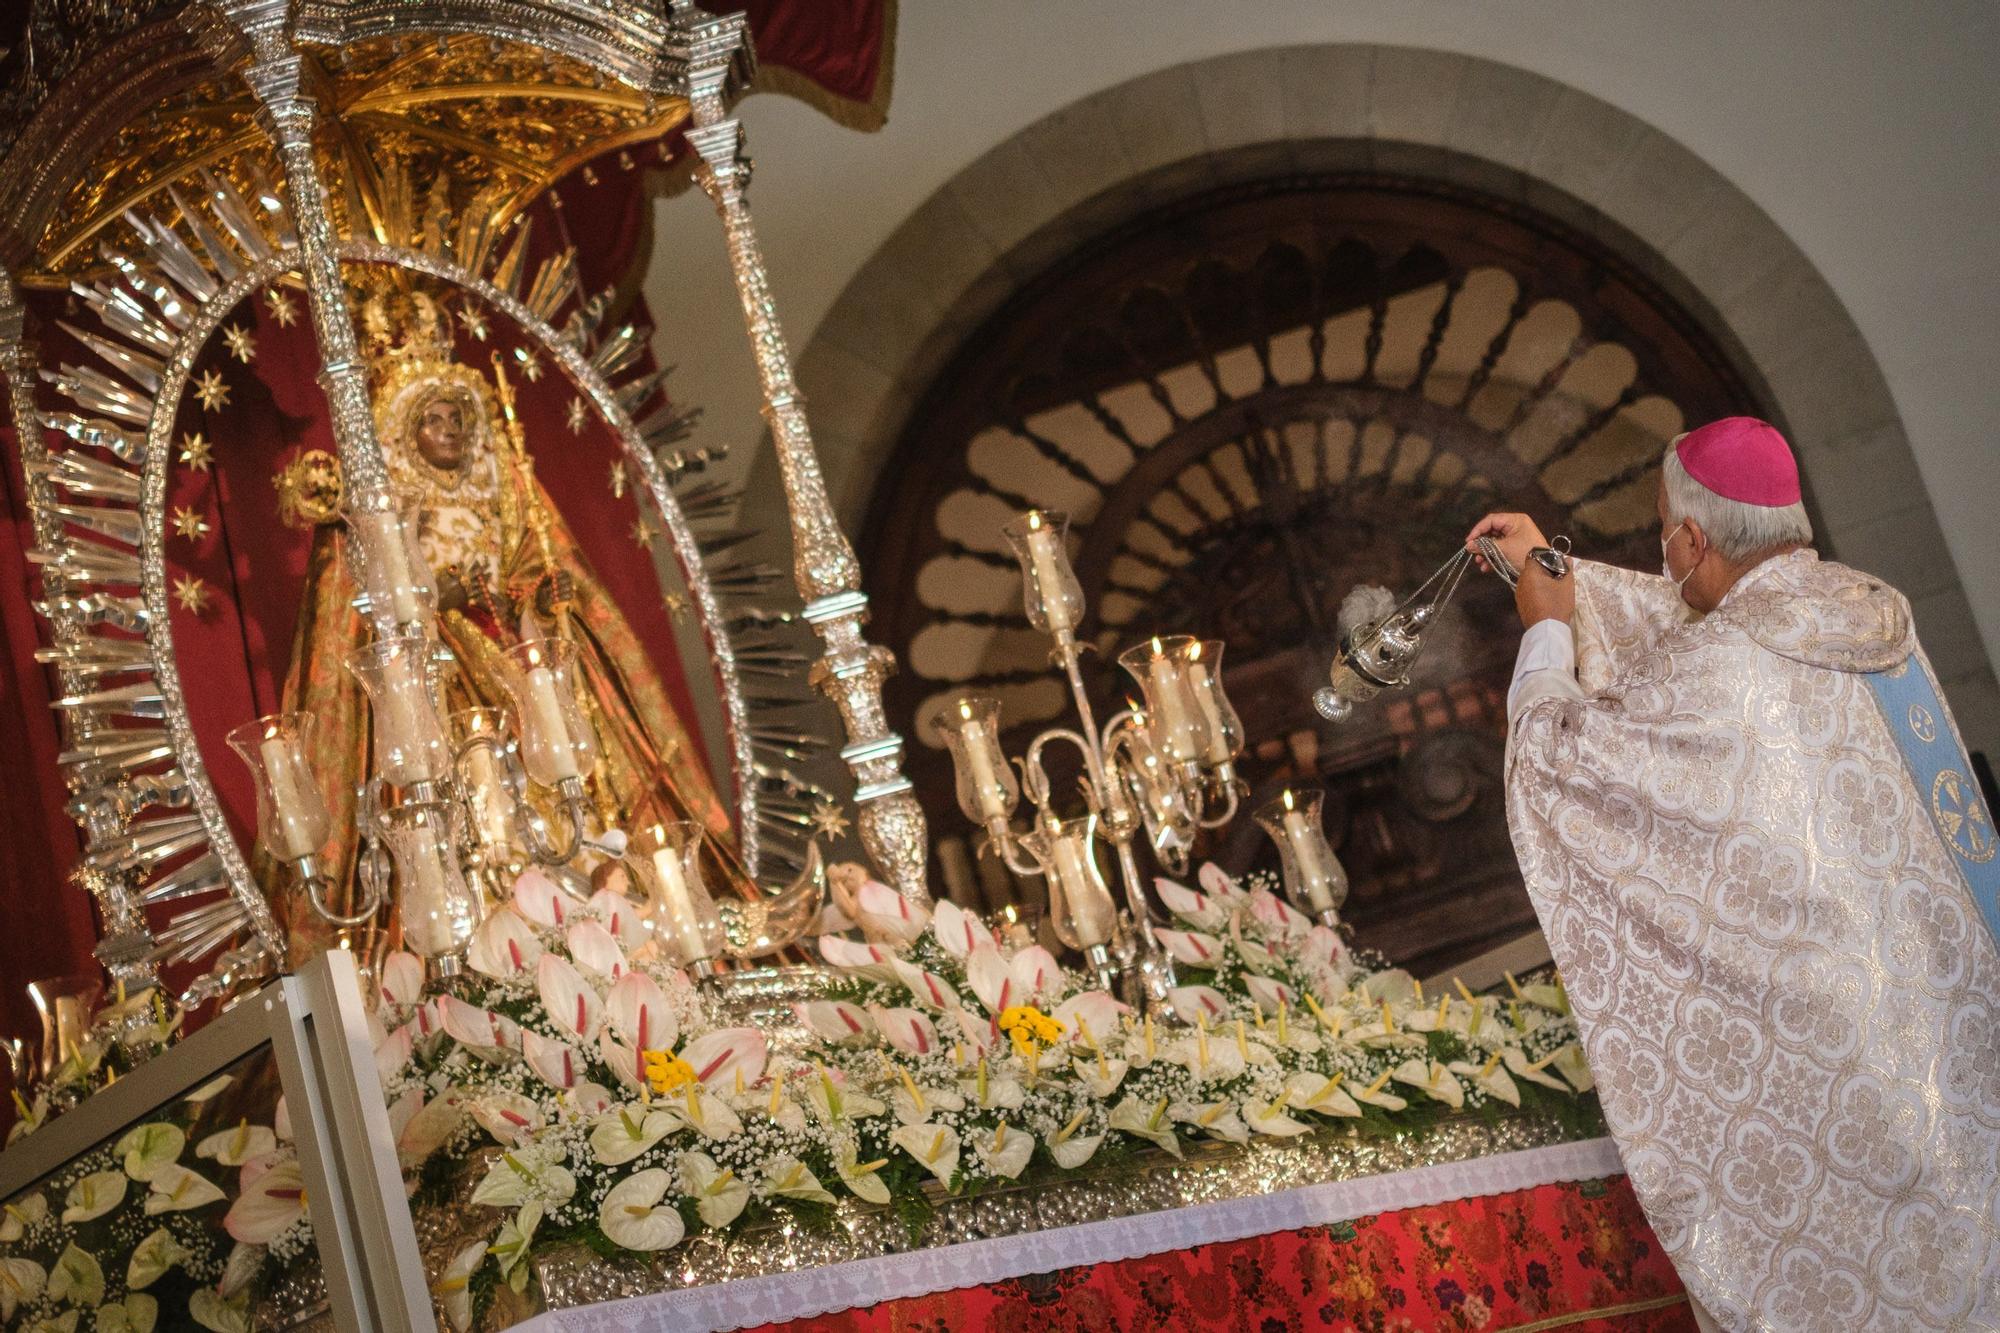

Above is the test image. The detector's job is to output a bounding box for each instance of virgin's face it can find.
[416,397,468,471]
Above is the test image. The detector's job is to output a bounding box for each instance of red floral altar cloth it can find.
[748,1176,1691,1333]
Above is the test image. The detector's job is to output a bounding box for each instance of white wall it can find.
[644,0,2000,664]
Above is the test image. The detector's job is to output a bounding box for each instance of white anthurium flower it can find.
[521,1031,583,1091]
[567,1082,616,1117]
[1198,862,1248,903]
[215,1243,263,1299]
[1242,1099,1312,1138]
[471,1147,577,1211]
[1549,1044,1594,1092]
[467,908,543,979]
[1071,1053,1129,1099]
[834,1148,892,1204]
[1356,968,1417,1003]
[1448,1058,1521,1107]
[1519,980,1567,1013]
[1156,928,1224,969]
[224,1159,306,1242]
[888,1123,961,1187]
[470,1092,545,1145]
[1247,889,1311,940]
[1284,1073,1362,1119]
[145,1164,226,1215]
[675,1087,745,1142]
[1107,1094,1182,1158]
[816,934,900,982]
[1350,1075,1410,1112]
[1154,876,1226,929]
[512,868,582,927]
[23,1313,79,1333]
[679,1150,751,1228]
[488,1202,542,1294]
[1240,974,1297,1017]
[1171,1099,1249,1143]
[1225,911,1279,971]
[565,921,627,981]
[0,1191,46,1241]
[589,1104,683,1166]
[1048,1132,1104,1170]
[958,1066,1025,1111]
[802,1069,887,1123]
[586,887,651,951]
[854,879,930,945]
[537,954,605,1044]
[598,1030,645,1091]
[378,951,424,1011]
[598,1168,687,1251]
[398,1091,469,1167]
[758,1155,836,1206]
[930,899,996,959]
[189,1288,252,1333]
[1301,925,1351,975]
[974,1122,1035,1180]
[126,1226,190,1290]
[185,1074,233,1104]
[1008,945,1060,999]
[1165,1033,1245,1083]
[117,1123,186,1182]
[197,1122,277,1168]
[794,999,873,1045]
[1053,991,1129,1044]
[47,1243,103,1307]
[434,1240,488,1333]
[373,1023,415,1083]
[439,996,520,1056]
[889,1080,965,1126]
[0,1257,46,1319]
[965,945,1022,1015]
[891,959,962,1012]
[95,1294,157,1333]
[1166,985,1229,1026]
[1502,1048,1572,1092]
[682,1028,770,1089]
[61,1170,127,1224]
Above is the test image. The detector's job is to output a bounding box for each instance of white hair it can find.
[1661,437,1812,564]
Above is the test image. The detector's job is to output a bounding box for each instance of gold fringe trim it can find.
[748,0,897,132]
[1500,1291,1689,1331]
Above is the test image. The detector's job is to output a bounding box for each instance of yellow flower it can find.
[997,1005,1065,1058]
[642,1049,697,1095]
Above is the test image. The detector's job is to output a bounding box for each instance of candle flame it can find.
[1026,510,1043,530]
[1151,636,1164,655]
[958,699,974,721]
[1282,789,1296,812]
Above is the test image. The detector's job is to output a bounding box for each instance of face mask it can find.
[1660,521,1697,591]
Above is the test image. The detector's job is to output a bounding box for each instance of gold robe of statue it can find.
[273,312,746,961]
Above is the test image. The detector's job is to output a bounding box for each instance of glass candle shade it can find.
[628,822,724,967]
[451,707,522,853]
[929,695,1019,824]
[346,633,452,787]
[1117,635,1213,766]
[1254,788,1349,918]
[1024,814,1119,951]
[1000,509,1085,636]
[226,712,332,863]
[346,499,436,629]
[498,640,598,787]
[381,802,482,959]
[26,975,101,1079]
[1184,639,1244,768]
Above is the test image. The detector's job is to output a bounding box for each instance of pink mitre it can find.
[1675,416,1801,507]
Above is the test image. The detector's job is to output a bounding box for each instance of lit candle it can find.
[353,509,426,626]
[955,701,1008,820]
[1186,645,1234,766]
[1049,830,1115,947]
[1145,638,1202,761]
[460,739,514,849]
[519,649,581,783]
[1022,511,1078,634]
[376,648,448,785]
[647,827,713,964]
[258,725,324,860]
[1281,790,1343,914]
[394,809,480,958]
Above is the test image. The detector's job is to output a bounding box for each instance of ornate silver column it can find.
[0,271,161,995]
[677,10,932,905]
[218,1,393,510]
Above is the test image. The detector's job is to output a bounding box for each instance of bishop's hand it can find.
[1466,512,1548,574]
[436,567,471,614]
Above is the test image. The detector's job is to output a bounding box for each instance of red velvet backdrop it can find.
[0,2,890,1062]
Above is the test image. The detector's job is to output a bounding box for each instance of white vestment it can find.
[1504,550,2000,1330]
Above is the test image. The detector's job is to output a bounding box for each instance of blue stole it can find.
[1866,653,2000,951]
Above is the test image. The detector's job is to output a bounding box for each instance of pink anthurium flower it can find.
[537,954,604,1043]
[440,996,520,1054]
[1010,945,1060,999]
[1156,928,1223,967]
[951,1006,996,1055]
[521,1031,581,1090]
[378,951,424,1010]
[587,887,651,951]
[1241,973,1297,1016]
[794,1000,874,1045]
[930,900,995,958]
[892,958,963,1011]
[817,934,900,982]
[1227,911,1279,971]
[1053,990,1129,1042]
[965,946,1018,1015]
[469,1091,543,1145]
[374,1023,415,1082]
[1199,862,1248,903]
[1167,985,1230,1025]
[565,921,626,981]
[855,880,930,944]
[598,1030,643,1091]
[681,1027,768,1088]
[1248,889,1310,939]
[869,1005,939,1057]
[605,972,676,1057]
[513,867,583,927]
[467,909,542,979]
[224,1158,306,1243]
[1154,877,1226,929]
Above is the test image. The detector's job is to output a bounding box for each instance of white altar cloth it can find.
[520,1136,1626,1332]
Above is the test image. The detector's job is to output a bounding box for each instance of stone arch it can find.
[742,42,1995,752]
